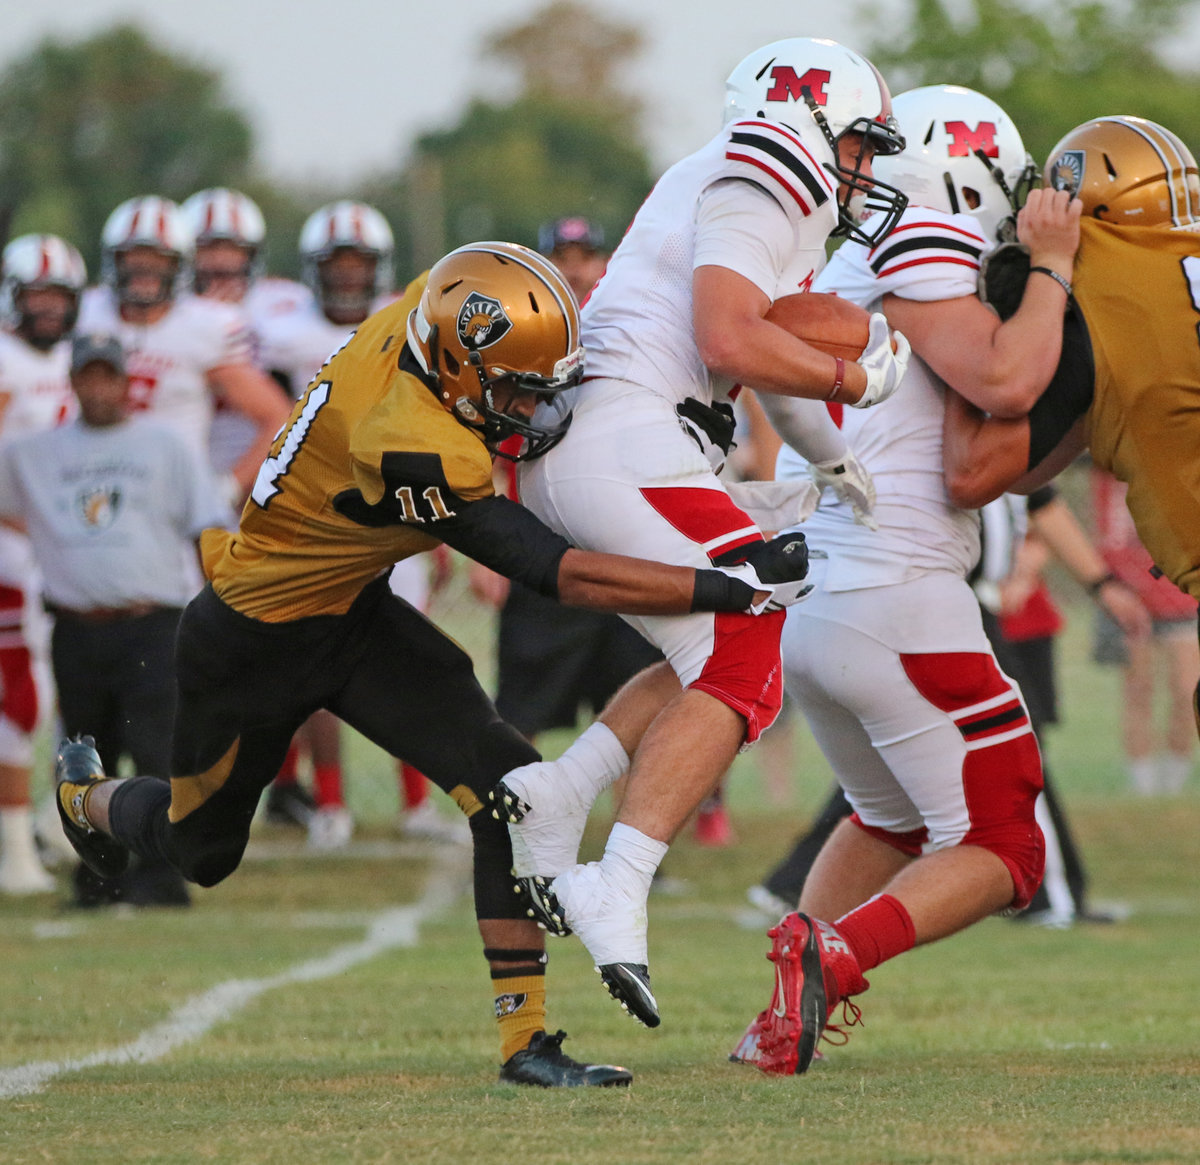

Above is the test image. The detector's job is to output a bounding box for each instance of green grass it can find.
[2,590,1199,1163]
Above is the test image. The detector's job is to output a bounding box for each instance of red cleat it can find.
[743,911,867,1076]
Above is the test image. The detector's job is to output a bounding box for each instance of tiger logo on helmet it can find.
[1045,117,1200,230]
[407,242,584,461]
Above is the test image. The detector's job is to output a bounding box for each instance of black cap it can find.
[71,333,126,375]
[538,217,605,256]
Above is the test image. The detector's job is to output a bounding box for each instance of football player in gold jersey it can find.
[52,241,812,1086]
[942,115,1200,728]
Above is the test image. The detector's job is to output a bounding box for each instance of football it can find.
[765,292,874,361]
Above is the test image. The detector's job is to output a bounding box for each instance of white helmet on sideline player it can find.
[299,201,394,321]
[723,37,908,245]
[0,234,87,347]
[100,195,194,308]
[873,86,1037,243]
[182,188,267,293]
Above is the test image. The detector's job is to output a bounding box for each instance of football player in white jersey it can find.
[729,86,1085,1074]
[76,195,291,505]
[0,234,84,892]
[489,37,912,1027]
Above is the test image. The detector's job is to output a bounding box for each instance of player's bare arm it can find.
[941,387,1086,508]
[693,265,874,404]
[884,189,1082,418]
[208,362,294,493]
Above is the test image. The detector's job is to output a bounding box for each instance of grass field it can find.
[1,585,1198,1164]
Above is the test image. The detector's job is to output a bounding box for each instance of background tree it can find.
[0,24,253,269]
[383,0,653,278]
[864,0,1200,169]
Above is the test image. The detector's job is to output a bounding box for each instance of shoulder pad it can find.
[864,208,989,301]
[719,119,836,222]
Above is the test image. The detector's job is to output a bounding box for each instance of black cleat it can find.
[264,781,316,828]
[499,1029,632,1088]
[513,873,572,937]
[54,736,130,880]
[598,962,661,1028]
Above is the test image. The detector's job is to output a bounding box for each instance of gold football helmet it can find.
[408,241,584,460]
[1044,116,1200,229]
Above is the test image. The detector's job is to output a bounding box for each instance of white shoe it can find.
[307,806,353,850]
[552,860,659,1026]
[0,858,56,895]
[398,801,470,845]
[552,860,649,967]
[491,760,592,880]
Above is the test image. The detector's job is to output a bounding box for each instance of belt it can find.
[46,601,167,625]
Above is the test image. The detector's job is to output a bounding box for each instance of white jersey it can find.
[0,331,76,589]
[77,287,253,459]
[579,118,839,409]
[255,295,366,400]
[778,206,993,591]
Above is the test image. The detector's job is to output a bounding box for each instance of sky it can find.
[1,0,884,183]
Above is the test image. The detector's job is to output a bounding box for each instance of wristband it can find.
[1030,266,1073,298]
[691,568,755,613]
[825,356,845,401]
[1086,571,1117,598]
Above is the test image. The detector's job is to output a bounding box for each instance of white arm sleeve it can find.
[757,392,847,465]
[693,179,796,299]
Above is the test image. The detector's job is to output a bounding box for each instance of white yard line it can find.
[0,847,469,1100]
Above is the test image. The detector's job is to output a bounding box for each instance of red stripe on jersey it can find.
[733,120,836,196]
[876,254,980,278]
[825,401,844,428]
[638,486,763,561]
[724,151,814,216]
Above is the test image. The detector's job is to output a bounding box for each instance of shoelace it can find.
[820,997,864,1047]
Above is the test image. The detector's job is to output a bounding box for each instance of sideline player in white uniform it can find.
[733,86,1083,1075]
[489,37,912,1026]
[182,186,312,475]
[76,195,291,505]
[0,234,84,893]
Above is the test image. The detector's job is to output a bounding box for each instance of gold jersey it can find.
[1078,219,1200,598]
[201,273,496,621]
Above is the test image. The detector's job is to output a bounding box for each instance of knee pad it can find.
[468,808,526,922]
[901,650,1045,909]
[109,775,248,889]
[688,608,785,743]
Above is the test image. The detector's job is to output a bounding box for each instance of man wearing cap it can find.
[0,333,231,905]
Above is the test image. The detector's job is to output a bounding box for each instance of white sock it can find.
[1128,757,1158,795]
[0,806,44,870]
[602,822,669,896]
[1159,752,1192,794]
[555,722,630,807]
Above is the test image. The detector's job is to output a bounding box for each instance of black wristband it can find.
[691,569,755,613]
[1029,266,1073,298]
[1086,571,1118,598]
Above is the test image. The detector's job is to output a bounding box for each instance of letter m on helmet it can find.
[765,66,831,106]
[945,120,999,158]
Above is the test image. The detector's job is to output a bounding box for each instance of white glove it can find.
[809,449,878,531]
[852,314,911,409]
[716,534,814,614]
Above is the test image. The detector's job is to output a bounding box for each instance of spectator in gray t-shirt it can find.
[0,332,231,906]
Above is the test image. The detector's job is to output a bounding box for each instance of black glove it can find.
[676,397,737,474]
[979,242,1031,322]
